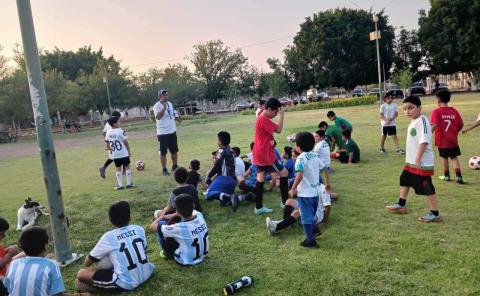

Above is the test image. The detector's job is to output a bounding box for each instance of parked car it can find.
[434,82,449,93]
[368,88,381,97]
[278,97,293,106]
[235,101,254,111]
[316,92,330,100]
[352,89,365,97]
[387,86,404,98]
[409,82,426,96]
[298,96,309,104]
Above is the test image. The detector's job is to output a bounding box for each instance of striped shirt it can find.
[404,115,434,176]
[3,257,65,296]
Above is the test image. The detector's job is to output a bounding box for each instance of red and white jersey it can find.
[404,115,434,176]
[430,107,463,148]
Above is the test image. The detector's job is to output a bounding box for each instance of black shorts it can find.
[438,147,461,158]
[382,126,397,136]
[400,170,436,196]
[256,159,285,173]
[337,152,349,164]
[114,157,130,168]
[92,269,125,291]
[157,132,179,155]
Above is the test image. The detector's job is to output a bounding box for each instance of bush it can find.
[241,109,256,115]
[181,113,208,121]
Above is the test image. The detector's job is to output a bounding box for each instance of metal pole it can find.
[16,0,81,265]
[375,20,382,105]
[103,64,112,113]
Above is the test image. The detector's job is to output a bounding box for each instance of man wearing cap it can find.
[153,89,180,175]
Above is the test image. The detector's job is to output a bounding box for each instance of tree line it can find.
[0,0,478,127]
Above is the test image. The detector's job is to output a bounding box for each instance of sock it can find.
[454,168,462,178]
[115,171,123,187]
[126,169,132,185]
[280,177,288,204]
[398,198,406,207]
[431,210,439,216]
[219,193,229,201]
[255,181,264,209]
[303,223,315,242]
[275,215,296,231]
[444,170,450,178]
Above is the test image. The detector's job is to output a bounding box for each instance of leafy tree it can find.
[0,45,8,80]
[0,69,33,127]
[191,40,247,102]
[235,65,261,97]
[392,27,425,79]
[161,64,203,104]
[135,68,163,110]
[392,69,413,97]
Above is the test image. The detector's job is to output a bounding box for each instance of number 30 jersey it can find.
[161,210,209,266]
[89,225,155,290]
[105,128,129,159]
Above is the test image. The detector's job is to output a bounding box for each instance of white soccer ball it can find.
[468,156,480,170]
[286,134,296,143]
[135,160,145,171]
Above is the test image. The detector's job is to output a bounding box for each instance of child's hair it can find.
[19,226,48,256]
[265,98,282,110]
[174,167,188,183]
[403,96,422,107]
[0,217,9,232]
[111,110,121,118]
[436,90,451,103]
[384,92,393,100]
[175,194,194,218]
[258,99,266,106]
[250,142,254,150]
[315,130,326,138]
[217,131,231,146]
[318,121,329,129]
[342,129,352,139]
[109,201,130,228]
[231,147,240,157]
[283,146,293,159]
[107,116,119,126]
[295,132,315,152]
[326,111,336,118]
[190,159,200,171]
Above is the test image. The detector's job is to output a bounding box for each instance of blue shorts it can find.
[297,196,319,225]
[205,176,237,200]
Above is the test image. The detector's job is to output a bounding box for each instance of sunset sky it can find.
[1,0,430,73]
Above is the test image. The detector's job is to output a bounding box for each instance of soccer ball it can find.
[286,134,296,143]
[468,156,480,170]
[135,160,145,171]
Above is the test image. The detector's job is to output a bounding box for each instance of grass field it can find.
[1,93,479,296]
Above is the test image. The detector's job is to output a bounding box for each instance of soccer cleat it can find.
[126,184,136,189]
[99,167,106,179]
[280,202,285,209]
[159,250,168,259]
[438,175,451,181]
[162,169,170,176]
[385,203,407,214]
[230,194,239,212]
[254,206,274,215]
[300,239,319,248]
[456,177,465,185]
[266,217,279,235]
[379,148,387,154]
[418,212,442,223]
[396,148,405,155]
[114,186,124,191]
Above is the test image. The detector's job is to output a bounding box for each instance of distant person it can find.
[99,110,121,178]
[462,112,480,134]
[326,110,353,133]
[154,89,181,176]
[256,99,266,118]
[379,93,405,154]
[186,159,208,190]
[318,121,346,154]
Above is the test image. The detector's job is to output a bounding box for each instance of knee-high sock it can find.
[115,171,123,187]
[303,223,315,242]
[103,158,113,168]
[255,181,264,209]
[126,169,132,185]
[280,177,288,204]
[276,215,296,232]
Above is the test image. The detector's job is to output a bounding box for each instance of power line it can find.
[239,35,294,49]
[347,0,363,9]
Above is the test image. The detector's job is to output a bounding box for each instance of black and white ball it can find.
[135,160,146,171]
[468,156,480,170]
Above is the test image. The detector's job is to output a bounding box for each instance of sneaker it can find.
[456,177,465,184]
[299,239,319,248]
[385,203,407,214]
[313,225,322,237]
[99,167,106,179]
[171,164,178,171]
[396,148,405,154]
[379,148,387,154]
[418,212,442,223]
[159,250,167,259]
[280,202,285,209]
[230,194,239,212]
[254,206,274,215]
[114,186,124,191]
[126,184,136,189]
[266,217,278,235]
[438,175,451,181]
[162,169,170,176]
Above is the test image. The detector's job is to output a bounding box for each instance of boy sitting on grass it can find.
[331,130,360,164]
[4,226,90,296]
[187,159,208,191]
[150,194,209,266]
[76,201,155,292]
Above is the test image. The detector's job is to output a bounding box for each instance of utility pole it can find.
[103,63,113,113]
[16,0,81,266]
[372,15,382,106]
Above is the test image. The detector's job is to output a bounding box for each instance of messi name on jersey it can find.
[116,229,137,241]
[191,223,207,236]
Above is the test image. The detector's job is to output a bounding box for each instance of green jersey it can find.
[335,116,353,132]
[325,125,345,150]
[346,139,360,162]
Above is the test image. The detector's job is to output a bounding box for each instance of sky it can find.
[1,0,430,73]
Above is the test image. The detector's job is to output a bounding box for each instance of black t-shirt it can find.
[187,171,200,189]
[167,184,203,212]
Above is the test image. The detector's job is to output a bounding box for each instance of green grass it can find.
[1,93,480,295]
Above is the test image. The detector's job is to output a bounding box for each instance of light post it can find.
[103,63,112,113]
[373,15,382,105]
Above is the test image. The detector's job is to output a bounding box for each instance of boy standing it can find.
[105,116,134,190]
[76,201,155,292]
[327,111,353,132]
[386,96,441,223]
[430,90,465,184]
[99,110,121,178]
[379,93,405,154]
[253,98,290,213]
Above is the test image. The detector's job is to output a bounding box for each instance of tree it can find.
[235,65,261,97]
[191,40,247,102]
[392,27,426,79]
[418,0,480,86]
[0,45,8,80]
[284,8,395,90]
[161,64,203,104]
[392,69,413,97]
[0,69,33,127]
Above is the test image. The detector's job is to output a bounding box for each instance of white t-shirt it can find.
[105,128,129,159]
[380,102,398,126]
[235,157,246,177]
[89,225,155,290]
[161,210,208,266]
[294,151,327,197]
[406,115,434,169]
[314,140,331,167]
[153,101,177,135]
[103,123,113,159]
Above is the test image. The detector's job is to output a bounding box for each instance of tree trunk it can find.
[57,109,65,134]
[470,71,478,91]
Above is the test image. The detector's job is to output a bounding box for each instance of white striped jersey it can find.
[105,128,129,159]
[89,225,155,290]
[405,115,434,171]
[3,256,65,296]
[161,210,209,266]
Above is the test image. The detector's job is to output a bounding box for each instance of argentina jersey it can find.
[161,211,209,266]
[90,225,155,290]
[4,257,65,296]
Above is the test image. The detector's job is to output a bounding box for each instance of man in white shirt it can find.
[153,89,181,176]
